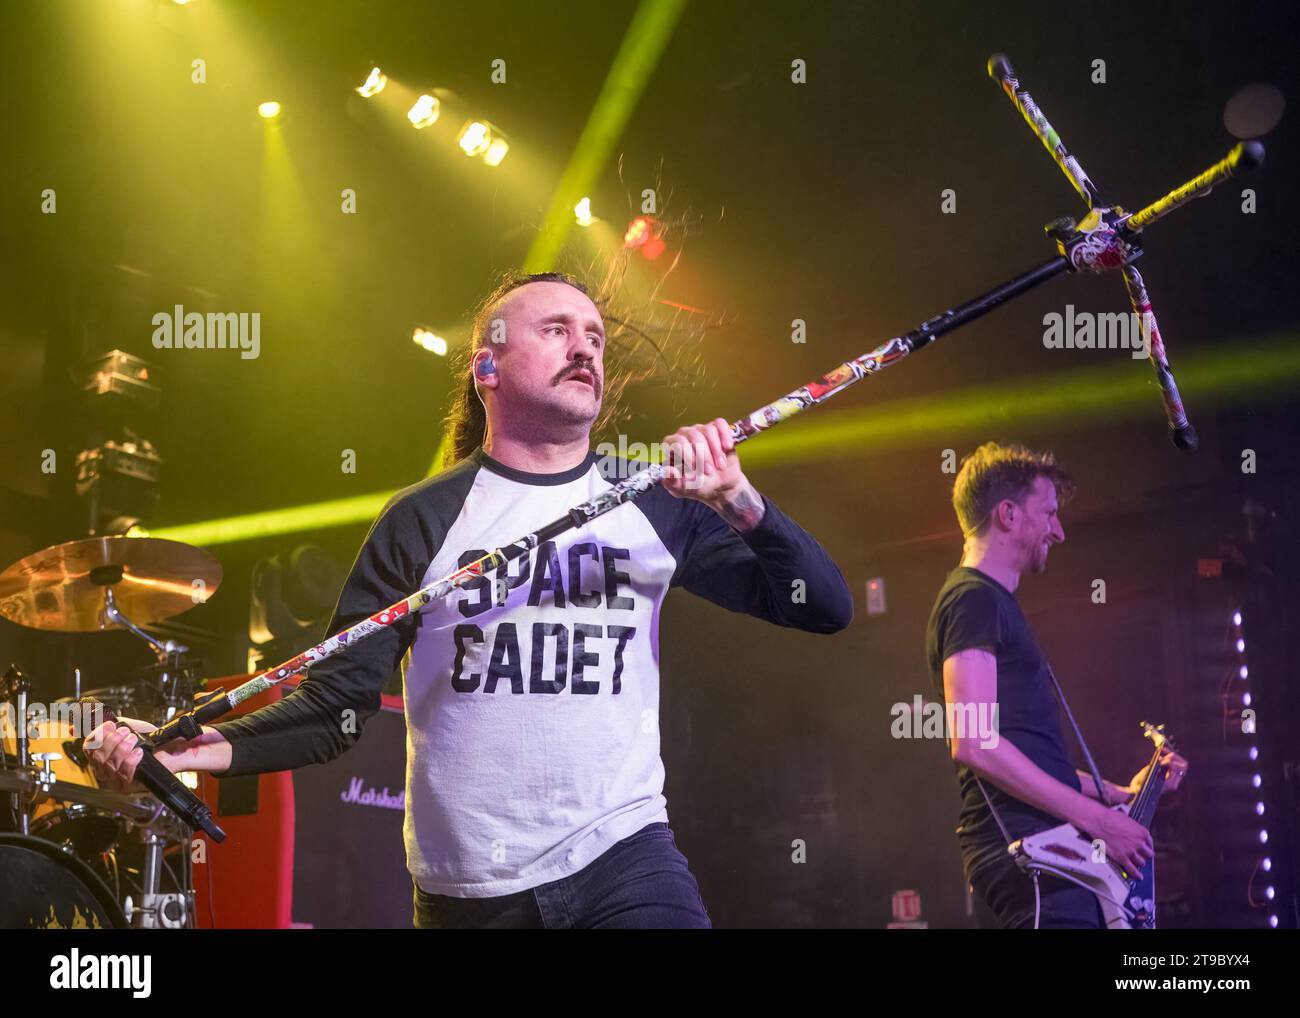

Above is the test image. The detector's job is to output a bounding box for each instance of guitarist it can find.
[926,442,1188,928]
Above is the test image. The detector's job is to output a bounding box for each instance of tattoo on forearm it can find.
[717,485,765,532]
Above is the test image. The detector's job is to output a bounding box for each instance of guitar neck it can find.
[1128,745,1167,829]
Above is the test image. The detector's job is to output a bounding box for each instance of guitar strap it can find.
[972,662,1107,848]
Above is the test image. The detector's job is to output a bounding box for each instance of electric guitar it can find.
[1008,722,1172,929]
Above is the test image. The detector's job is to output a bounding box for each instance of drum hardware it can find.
[2,665,33,835]
[101,584,202,724]
[123,891,190,930]
[0,535,227,928]
[124,827,193,929]
[30,752,61,784]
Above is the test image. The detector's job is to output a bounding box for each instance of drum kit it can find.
[0,534,223,930]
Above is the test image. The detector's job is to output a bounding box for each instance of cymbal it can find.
[0,767,158,821]
[0,537,221,632]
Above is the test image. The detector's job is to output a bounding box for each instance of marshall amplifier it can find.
[289,696,412,928]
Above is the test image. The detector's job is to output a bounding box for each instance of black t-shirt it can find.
[925,566,1081,867]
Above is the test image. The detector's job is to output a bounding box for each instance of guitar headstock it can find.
[1139,720,1176,753]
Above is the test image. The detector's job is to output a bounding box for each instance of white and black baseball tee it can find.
[212,447,853,897]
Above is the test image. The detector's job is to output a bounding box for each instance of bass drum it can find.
[0,833,127,929]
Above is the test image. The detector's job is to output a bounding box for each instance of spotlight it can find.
[357,66,388,98]
[408,94,440,129]
[624,214,666,260]
[483,136,510,167]
[413,328,447,356]
[458,120,492,157]
[574,197,594,227]
[624,215,653,248]
[258,101,282,120]
[456,121,509,164]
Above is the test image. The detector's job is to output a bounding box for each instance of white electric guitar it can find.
[1009,722,1172,929]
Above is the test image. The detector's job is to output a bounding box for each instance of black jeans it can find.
[967,842,1104,929]
[412,823,712,929]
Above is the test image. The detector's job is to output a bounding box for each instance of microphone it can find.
[91,702,226,842]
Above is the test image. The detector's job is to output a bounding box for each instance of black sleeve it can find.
[672,492,853,633]
[937,583,1003,663]
[209,494,431,777]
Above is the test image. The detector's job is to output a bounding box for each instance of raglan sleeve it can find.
[208,494,430,777]
[671,491,854,634]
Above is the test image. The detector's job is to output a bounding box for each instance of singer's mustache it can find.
[553,364,602,396]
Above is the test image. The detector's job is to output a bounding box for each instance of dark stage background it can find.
[1,0,1296,927]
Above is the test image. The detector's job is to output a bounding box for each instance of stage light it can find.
[574,197,594,227]
[458,120,492,157]
[413,328,447,356]
[1259,829,1268,843]
[1243,692,1252,707]
[1263,858,1272,871]
[1233,611,1242,626]
[624,215,652,248]
[623,214,664,259]
[1240,665,1248,679]
[408,95,441,129]
[357,66,388,98]
[1252,774,1262,788]
[1256,801,1265,814]
[1270,915,1279,928]
[484,137,510,167]
[1250,746,1259,760]
[1236,638,1246,652]
[258,101,282,120]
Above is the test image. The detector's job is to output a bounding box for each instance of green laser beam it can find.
[738,332,1300,468]
[149,491,394,547]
